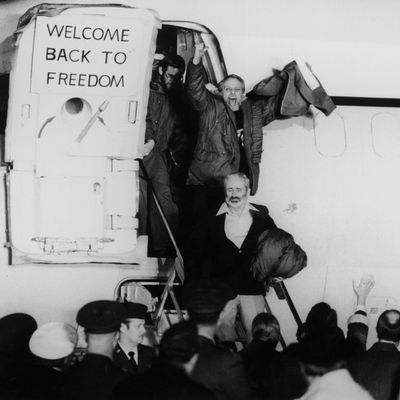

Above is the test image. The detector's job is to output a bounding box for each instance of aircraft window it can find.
[371,112,400,158]
[313,110,347,158]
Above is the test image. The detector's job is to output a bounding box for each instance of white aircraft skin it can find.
[1,0,400,346]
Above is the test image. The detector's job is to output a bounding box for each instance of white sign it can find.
[31,15,141,95]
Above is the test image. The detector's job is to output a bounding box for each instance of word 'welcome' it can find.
[46,24,130,42]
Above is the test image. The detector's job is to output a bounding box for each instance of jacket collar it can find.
[216,201,258,216]
[373,341,399,351]
[215,204,263,250]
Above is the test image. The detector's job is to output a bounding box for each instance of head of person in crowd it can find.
[0,313,37,357]
[251,312,281,347]
[297,302,342,342]
[118,302,148,349]
[287,333,347,382]
[158,53,186,93]
[77,300,126,359]
[218,74,245,111]
[0,313,37,381]
[376,309,400,344]
[29,322,78,371]
[183,279,234,335]
[224,172,250,214]
[159,320,199,375]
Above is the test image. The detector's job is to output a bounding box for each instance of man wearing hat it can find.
[139,52,188,257]
[113,302,155,375]
[0,313,37,398]
[58,300,128,400]
[12,322,78,399]
[183,279,253,400]
[112,320,215,400]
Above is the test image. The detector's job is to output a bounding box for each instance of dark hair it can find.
[377,309,400,342]
[159,54,185,74]
[159,320,198,364]
[218,74,245,92]
[251,312,280,343]
[188,311,221,325]
[183,279,233,326]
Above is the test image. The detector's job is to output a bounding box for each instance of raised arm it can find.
[186,43,213,111]
[347,274,375,349]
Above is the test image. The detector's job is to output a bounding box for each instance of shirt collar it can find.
[216,202,258,216]
[118,341,138,357]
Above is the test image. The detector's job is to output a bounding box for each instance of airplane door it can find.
[158,22,227,85]
[5,4,160,264]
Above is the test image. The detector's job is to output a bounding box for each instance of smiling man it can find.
[185,172,277,341]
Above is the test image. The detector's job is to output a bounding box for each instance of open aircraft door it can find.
[5,4,161,264]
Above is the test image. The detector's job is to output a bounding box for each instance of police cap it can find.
[77,300,126,334]
[123,302,148,320]
[29,322,78,360]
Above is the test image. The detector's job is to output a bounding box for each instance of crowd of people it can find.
[2,274,400,400]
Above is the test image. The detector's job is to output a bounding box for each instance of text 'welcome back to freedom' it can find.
[38,23,134,89]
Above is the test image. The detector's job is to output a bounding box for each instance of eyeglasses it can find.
[223,87,243,94]
[165,72,183,81]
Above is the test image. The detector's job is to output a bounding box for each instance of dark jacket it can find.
[58,353,127,400]
[1,362,63,400]
[113,343,155,375]
[111,362,215,400]
[348,341,400,400]
[191,335,253,400]
[240,339,307,400]
[145,81,180,153]
[186,61,278,195]
[250,60,336,117]
[185,203,276,295]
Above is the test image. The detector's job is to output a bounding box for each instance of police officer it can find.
[113,302,155,375]
[58,300,127,400]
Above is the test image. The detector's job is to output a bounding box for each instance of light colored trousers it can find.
[217,294,266,342]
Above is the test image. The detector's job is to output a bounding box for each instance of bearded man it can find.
[185,172,277,340]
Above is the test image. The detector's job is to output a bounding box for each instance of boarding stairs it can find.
[115,160,302,346]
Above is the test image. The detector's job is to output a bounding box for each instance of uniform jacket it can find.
[186,62,278,195]
[191,335,253,400]
[348,342,400,400]
[58,353,127,400]
[113,343,155,375]
[185,203,276,295]
[111,362,215,400]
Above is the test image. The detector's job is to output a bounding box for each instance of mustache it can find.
[228,196,240,201]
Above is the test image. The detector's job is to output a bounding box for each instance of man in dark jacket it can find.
[113,302,155,375]
[139,53,186,256]
[58,300,128,400]
[183,279,254,400]
[185,42,278,215]
[112,320,215,400]
[348,309,400,400]
[185,172,276,340]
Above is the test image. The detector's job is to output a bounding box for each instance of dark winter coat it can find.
[185,62,278,195]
